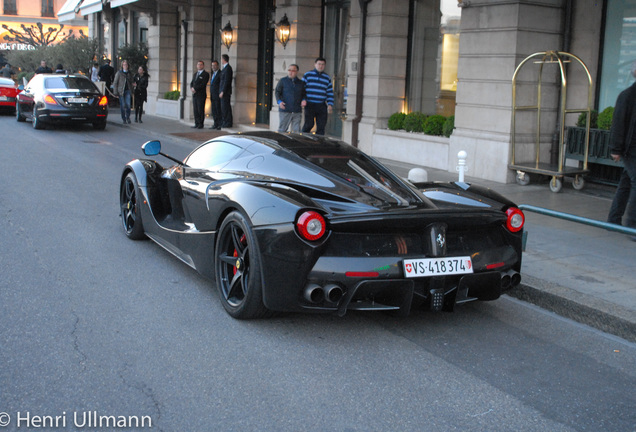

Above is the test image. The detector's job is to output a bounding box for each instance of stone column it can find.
[449,0,564,183]
[344,0,410,152]
[145,4,179,117]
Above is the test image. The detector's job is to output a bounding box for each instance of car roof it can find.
[0,77,15,86]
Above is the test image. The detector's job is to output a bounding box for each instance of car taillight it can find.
[506,207,524,232]
[296,211,326,241]
[43,94,57,105]
[98,96,108,106]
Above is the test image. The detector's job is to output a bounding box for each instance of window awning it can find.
[110,0,138,8]
[80,0,102,15]
[57,0,82,22]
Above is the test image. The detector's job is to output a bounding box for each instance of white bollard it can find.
[408,167,428,183]
[457,150,467,182]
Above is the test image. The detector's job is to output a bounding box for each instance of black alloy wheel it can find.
[215,211,269,319]
[32,106,44,130]
[120,172,145,240]
[16,103,25,122]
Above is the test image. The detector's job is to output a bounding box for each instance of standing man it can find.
[35,60,52,74]
[209,60,222,130]
[219,54,233,128]
[1,63,13,78]
[190,60,210,129]
[98,59,115,95]
[302,57,334,135]
[275,64,306,133]
[112,60,134,124]
[607,60,636,239]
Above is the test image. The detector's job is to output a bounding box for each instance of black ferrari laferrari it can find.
[120,132,524,319]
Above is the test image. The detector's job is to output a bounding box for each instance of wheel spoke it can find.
[218,252,236,266]
[230,224,245,256]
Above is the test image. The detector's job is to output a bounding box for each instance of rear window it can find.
[44,77,98,92]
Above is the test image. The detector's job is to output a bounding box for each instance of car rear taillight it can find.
[43,94,57,105]
[506,207,524,232]
[98,96,108,106]
[296,211,327,241]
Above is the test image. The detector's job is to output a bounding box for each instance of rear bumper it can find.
[37,107,107,123]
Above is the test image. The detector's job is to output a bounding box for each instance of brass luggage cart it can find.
[509,51,593,192]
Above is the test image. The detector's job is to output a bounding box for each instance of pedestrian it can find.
[219,54,233,128]
[607,60,636,240]
[208,60,222,130]
[0,63,13,78]
[55,64,65,74]
[98,59,115,93]
[35,60,52,74]
[133,65,149,123]
[190,60,210,129]
[90,62,99,82]
[112,60,134,124]
[302,57,334,135]
[275,64,306,133]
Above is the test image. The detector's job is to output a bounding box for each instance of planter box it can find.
[372,129,449,170]
[155,98,180,119]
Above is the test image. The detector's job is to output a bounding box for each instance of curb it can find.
[508,274,636,343]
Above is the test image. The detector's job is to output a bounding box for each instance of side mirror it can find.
[142,140,161,156]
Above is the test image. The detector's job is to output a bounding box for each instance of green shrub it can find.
[403,111,426,133]
[388,112,406,130]
[597,106,614,130]
[576,110,598,129]
[423,115,446,136]
[442,115,455,137]
[163,90,180,100]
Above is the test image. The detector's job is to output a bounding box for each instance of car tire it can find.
[215,211,270,319]
[120,172,146,240]
[93,120,107,130]
[16,104,25,122]
[32,106,45,130]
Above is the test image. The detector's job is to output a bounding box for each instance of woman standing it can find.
[133,65,149,123]
[112,60,134,124]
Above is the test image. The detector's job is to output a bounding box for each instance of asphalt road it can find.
[0,115,634,432]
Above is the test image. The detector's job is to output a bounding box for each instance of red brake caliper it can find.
[232,234,247,275]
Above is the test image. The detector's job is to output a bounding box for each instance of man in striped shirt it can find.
[302,57,334,135]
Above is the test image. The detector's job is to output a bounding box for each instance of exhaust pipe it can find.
[324,284,344,303]
[500,273,512,289]
[501,270,521,290]
[304,283,323,304]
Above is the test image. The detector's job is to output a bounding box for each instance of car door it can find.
[17,83,35,119]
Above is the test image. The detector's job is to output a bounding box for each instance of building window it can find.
[598,0,636,110]
[406,0,461,116]
[42,0,55,17]
[4,0,17,15]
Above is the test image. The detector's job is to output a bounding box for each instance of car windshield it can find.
[44,77,98,92]
[301,151,417,205]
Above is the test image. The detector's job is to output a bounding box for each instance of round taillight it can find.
[506,207,525,232]
[296,211,326,241]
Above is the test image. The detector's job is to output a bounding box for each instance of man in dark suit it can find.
[219,54,233,128]
[190,60,210,129]
[98,59,115,90]
[209,60,222,130]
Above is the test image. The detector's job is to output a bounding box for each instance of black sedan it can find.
[120,132,525,319]
[16,73,108,130]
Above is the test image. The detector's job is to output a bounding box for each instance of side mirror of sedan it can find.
[142,140,161,156]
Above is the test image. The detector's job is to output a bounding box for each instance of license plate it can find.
[0,96,7,101]
[403,256,473,278]
[68,97,88,103]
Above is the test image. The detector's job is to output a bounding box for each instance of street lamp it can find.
[221,21,233,50]
[276,14,291,49]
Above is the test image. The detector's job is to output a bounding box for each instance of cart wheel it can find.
[572,175,585,191]
[549,177,562,193]
[516,171,530,186]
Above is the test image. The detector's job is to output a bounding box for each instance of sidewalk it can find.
[110,114,636,343]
